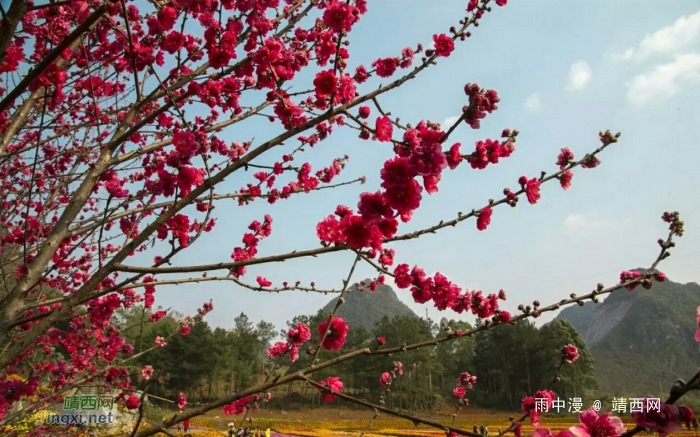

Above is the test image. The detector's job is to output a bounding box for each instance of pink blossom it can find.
[318,376,343,402]
[560,170,573,190]
[287,323,311,346]
[223,397,250,415]
[557,147,575,169]
[142,365,154,380]
[631,398,682,437]
[177,392,186,409]
[150,310,167,323]
[563,344,580,363]
[522,390,556,426]
[569,407,625,437]
[256,276,272,287]
[525,177,541,204]
[267,342,289,358]
[379,372,392,387]
[155,336,167,347]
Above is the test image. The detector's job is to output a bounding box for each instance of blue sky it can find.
[146,0,700,335]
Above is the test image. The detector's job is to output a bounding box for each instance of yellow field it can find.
[179,416,700,437]
[57,413,700,437]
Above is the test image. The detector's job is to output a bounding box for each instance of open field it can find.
[146,408,700,437]
[198,407,507,422]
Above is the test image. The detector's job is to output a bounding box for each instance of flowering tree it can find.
[0,0,695,435]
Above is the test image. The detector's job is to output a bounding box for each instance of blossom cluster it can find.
[452,371,477,405]
[267,322,312,362]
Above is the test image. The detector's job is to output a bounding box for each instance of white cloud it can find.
[627,53,700,108]
[616,9,700,62]
[524,93,542,112]
[566,61,592,91]
[442,116,460,128]
[562,212,615,234]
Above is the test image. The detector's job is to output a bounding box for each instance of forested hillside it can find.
[319,280,418,330]
[113,282,596,412]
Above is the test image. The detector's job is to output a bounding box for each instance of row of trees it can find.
[114,308,276,402]
[114,307,595,412]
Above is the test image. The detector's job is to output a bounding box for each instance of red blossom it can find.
[323,1,359,32]
[314,70,337,98]
[318,376,343,402]
[126,394,140,410]
[223,396,250,415]
[375,116,394,142]
[581,155,601,169]
[268,342,289,358]
[150,311,167,323]
[358,191,393,224]
[433,34,455,57]
[256,276,272,287]
[317,317,349,350]
[477,206,493,231]
[560,170,573,190]
[381,157,416,189]
[385,179,423,217]
[372,57,399,78]
[341,214,383,250]
[620,270,643,291]
[521,177,541,204]
[557,147,575,169]
[562,344,579,363]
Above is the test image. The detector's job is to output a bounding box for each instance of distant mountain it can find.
[555,270,700,395]
[320,280,418,331]
[556,303,596,337]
